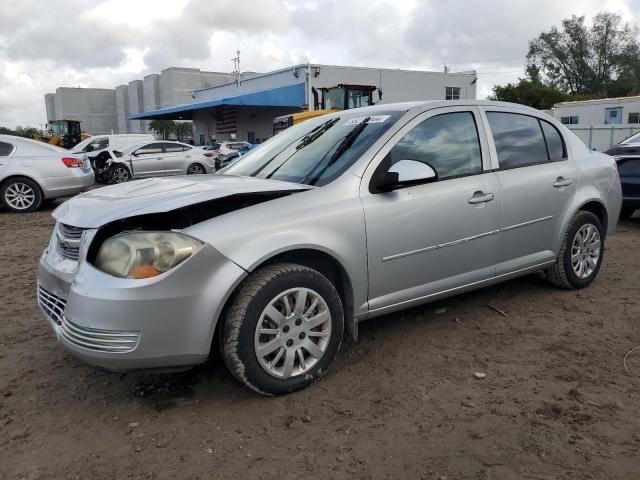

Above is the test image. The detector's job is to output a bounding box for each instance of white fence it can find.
[567,124,640,151]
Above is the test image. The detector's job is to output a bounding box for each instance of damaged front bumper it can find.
[37,235,247,372]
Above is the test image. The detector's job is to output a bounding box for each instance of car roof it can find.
[0,134,68,155]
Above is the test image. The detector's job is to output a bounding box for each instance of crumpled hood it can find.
[53,175,311,228]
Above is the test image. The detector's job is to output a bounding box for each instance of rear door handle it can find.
[553,176,573,188]
[468,191,495,204]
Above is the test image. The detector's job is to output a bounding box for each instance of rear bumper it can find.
[40,171,94,199]
[37,242,247,372]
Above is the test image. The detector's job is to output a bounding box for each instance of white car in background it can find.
[107,141,216,183]
[0,135,93,212]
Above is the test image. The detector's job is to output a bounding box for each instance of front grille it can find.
[60,317,140,353]
[57,223,85,261]
[38,285,67,325]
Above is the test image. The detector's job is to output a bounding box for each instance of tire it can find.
[187,163,206,175]
[109,165,131,184]
[1,177,43,213]
[620,206,636,220]
[546,210,604,289]
[221,263,344,395]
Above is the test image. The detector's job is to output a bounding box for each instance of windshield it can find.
[223,110,404,186]
[72,137,93,152]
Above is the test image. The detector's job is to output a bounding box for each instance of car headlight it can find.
[95,231,203,279]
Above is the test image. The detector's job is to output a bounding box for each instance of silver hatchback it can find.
[37,101,622,395]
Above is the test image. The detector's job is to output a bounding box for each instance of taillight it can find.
[203,152,213,157]
[62,157,83,168]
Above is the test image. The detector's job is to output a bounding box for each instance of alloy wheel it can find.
[187,164,205,174]
[4,182,36,210]
[254,287,332,379]
[571,223,601,279]
[111,167,130,183]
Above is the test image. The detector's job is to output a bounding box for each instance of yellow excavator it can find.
[33,120,91,149]
[273,84,379,135]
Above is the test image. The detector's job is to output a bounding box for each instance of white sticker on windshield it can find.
[343,115,390,126]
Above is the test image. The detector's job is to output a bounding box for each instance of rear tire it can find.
[620,206,636,220]
[220,263,344,395]
[187,163,206,175]
[546,211,604,289]
[1,177,43,213]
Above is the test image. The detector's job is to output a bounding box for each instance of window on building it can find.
[0,141,14,156]
[560,116,579,125]
[487,112,549,169]
[387,112,482,180]
[629,113,640,124]
[445,87,461,100]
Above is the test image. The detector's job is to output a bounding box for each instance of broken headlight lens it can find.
[95,231,203,279]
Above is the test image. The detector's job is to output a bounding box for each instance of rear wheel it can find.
[620,206,636,220]
[221,263,344,395]
[187,163,206,175]
[1,177,42,212]
[109,165,131,183]
[546,211,604,289]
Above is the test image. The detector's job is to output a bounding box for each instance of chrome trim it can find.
[38,285,66,325]
[382,216,554,262]
[382,229,500,262]
[501,215,553,232]
[60,317,140,353]
[56,223,85,261]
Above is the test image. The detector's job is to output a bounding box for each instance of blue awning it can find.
[129,82,306,120]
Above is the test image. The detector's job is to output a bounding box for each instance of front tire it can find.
[221,263,344,395]
[109,165,131,184]
[1,177,43,212]
[546,211,604,289]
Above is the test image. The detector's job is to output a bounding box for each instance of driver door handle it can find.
[468,191,495,204]
[553,176,573,188]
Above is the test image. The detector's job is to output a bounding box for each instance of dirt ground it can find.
[1,201,639,480]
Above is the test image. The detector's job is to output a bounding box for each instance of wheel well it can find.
[579,201,608,236]
[0,175,44,197]
[213,249,357,351]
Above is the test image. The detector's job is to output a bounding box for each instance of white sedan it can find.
[107,141,217,183]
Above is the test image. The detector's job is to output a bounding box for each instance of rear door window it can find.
[164,143,188,153]
[0,141,14,156]
[135,143,164,155]
[487,112,549,169]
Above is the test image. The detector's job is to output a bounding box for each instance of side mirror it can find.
[374,160,437,192]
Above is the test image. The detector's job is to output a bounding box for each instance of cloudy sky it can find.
[1,0,638,128]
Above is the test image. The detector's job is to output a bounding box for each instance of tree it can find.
[0,125,44,138]
[527,12,640,97]
[174,121,193,142]
[489,66,570,109]
[148,120,175,140]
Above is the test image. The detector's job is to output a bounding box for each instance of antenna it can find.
[231,50,240,87]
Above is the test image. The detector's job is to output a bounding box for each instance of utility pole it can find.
[231,50,240,87]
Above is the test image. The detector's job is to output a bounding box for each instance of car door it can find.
[130,142,167,177]
[481,108,579,273]
[360,107,501,314]
[163,143,190,174]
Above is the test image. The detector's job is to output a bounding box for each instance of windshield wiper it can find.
[302,117,371,185]
[295,118,340,150]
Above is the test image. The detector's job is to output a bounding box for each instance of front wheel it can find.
[221,263,344,395]
[109,165,131,184]
[546,211,604,289]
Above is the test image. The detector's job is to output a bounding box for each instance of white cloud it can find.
[0,0,638,127]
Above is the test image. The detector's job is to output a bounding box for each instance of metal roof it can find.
[129,82,306,120]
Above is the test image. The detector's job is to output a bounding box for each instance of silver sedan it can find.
[106,141,216,183]
[37,101,621,395]
[0,135,94,212]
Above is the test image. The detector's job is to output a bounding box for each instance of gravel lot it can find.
[1,201,639,480]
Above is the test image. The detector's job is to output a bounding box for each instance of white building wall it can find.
[551,96,640,125]
[115,85,130,134]
[45,87,117,134]
[127,80,145,133]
